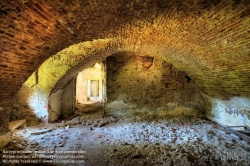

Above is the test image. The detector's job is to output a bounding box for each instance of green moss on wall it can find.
[24,72,37,88]
[23,39,114,97]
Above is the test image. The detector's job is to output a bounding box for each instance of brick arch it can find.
[0,0,250,103]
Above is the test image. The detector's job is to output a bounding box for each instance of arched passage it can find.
[10,29,250,125]
[14,41,207,123]
[0,0,250,162]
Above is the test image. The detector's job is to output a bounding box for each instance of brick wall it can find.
[106,53,205,117]
[0,0,250,103]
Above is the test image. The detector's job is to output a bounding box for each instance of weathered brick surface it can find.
[0,0,250,102]
[106,53,205,116]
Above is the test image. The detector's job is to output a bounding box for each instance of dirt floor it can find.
[1,102,250,166]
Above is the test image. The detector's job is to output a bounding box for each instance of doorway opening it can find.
[87,79,100,101]
[75,63,106,114]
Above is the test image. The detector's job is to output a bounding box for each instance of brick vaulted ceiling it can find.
[0,0,250,103]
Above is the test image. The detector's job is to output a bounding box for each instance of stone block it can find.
[9,119,27,131]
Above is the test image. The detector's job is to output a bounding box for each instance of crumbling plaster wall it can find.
[204,95,250,127]
[12,85,47,126]
[14,78,76,123]
[48,89,63,122]
[106,53,206,117]
[61,79,76,119]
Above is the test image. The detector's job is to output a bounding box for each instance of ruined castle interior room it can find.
[0,0,250,165]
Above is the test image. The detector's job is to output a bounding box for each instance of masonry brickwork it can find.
[106,53,205,117]
[0,0,250,103]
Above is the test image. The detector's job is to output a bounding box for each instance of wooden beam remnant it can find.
[226,126,250,143]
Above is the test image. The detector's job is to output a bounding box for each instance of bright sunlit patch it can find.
[94,63,102,69]
[28,90,48,119]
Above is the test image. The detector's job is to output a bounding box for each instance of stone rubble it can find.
[1,113,250,166]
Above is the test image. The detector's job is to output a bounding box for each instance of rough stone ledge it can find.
[9,119,27,131]
[0,119,27,149]
[0,132,11,150]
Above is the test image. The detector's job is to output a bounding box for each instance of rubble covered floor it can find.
[2,112,250,166]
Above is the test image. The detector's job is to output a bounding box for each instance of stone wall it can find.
[106,53,206,117]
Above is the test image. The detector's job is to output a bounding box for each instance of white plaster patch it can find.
[206,96,250,127]
[28,90,48,119]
